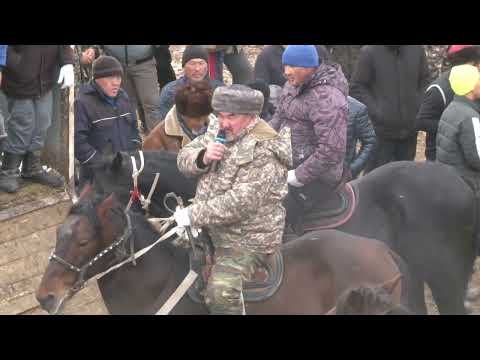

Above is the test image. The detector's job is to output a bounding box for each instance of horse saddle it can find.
[289,182,357,234]
[187,248,284,304]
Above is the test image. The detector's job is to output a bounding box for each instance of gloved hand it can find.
[287,170,304,188]
[58,64,74,89]
[174,207,191,227]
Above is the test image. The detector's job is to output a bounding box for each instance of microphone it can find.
[211,129,226,172]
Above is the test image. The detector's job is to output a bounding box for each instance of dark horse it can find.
[36,187,409,315]
[89,151,478,315]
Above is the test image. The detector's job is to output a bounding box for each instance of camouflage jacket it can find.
[177,117,292,254]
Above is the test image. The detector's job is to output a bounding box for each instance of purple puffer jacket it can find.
[269,63,348,187]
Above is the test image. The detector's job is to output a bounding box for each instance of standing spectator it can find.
[436,64,480,261]
[154,45,176,88]
[74,56,141,187]
[326,45,363,81]
[417,45,480,161]
[204,45,253,84]
[254,45,331,87]
[246,79,275,121]
[0,45,7,140]
[0,45,74,193]
[346,96,376,178]
[80,45,162,134]
[350,45,430,172]
[269,45,348,229]
[158,45,223,120]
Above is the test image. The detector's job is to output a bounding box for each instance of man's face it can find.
[472,80,480,100]
[95,75,122,97]
[218,112,255,140]
[184,59,208,82]
[284,65,315,87]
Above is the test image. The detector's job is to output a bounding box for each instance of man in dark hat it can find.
[74,55,141,187]
[158,45,224,120]
[79,45,165,135]
[175,84,292,314]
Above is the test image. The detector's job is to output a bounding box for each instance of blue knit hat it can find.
[282,45,320,68]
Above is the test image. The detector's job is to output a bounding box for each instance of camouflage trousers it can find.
[205,247,266,315]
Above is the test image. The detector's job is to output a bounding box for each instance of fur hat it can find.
[92,55,123,79]
[212,84,264,115]
[175,80,213,117]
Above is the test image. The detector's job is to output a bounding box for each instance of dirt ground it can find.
[170,45,480,315]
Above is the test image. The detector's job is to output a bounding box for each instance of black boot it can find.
[21,150,64,188]
[0,152,22,193]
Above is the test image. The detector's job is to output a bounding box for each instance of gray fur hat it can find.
[212,85,264,115]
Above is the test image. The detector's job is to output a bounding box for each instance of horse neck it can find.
[138,152,197,199]
[127,209,200,313]
[128,210,190,271]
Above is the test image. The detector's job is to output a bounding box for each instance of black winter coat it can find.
[3,45,74,98]
[416,69,454,134]
[74,81,141,166]
[346,96,377,178]
[350,45,430,140]
[437,95,480,190]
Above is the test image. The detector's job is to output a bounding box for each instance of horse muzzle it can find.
[36,289,72,315]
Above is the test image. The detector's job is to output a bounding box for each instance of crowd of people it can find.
[2,44,480,315]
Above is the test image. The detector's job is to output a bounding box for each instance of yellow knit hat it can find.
[449,64,480,96]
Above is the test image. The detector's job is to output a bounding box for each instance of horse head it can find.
[333,273,412,315]
[36,184,129,314]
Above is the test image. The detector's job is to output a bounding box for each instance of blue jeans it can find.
[3,90,53,155]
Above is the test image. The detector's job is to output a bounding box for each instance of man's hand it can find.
[202,142,226,166]
[287,170,304,187]
[81,48,96,65]
[174,207,191,227]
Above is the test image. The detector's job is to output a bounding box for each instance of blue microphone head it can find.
[215,129,226,144]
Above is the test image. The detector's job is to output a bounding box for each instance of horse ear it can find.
[380,273,403,295]
[111,152,123,172]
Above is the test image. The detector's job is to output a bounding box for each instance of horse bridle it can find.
[48,206,134,293]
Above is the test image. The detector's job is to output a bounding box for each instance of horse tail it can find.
[387,249,413,312]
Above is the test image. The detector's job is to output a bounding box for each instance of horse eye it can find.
[79,241,89,247]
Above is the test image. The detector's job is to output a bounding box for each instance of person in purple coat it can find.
[269,45,349,229]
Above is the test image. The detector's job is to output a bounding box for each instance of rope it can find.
[156,270,199,315]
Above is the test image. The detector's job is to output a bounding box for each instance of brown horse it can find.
[36,187,411,315]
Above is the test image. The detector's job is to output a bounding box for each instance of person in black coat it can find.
[246,79,275,122]
[74,56,142,187]
[346,96,377,178]
[350,45,430,172]
[417,45,480,161]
